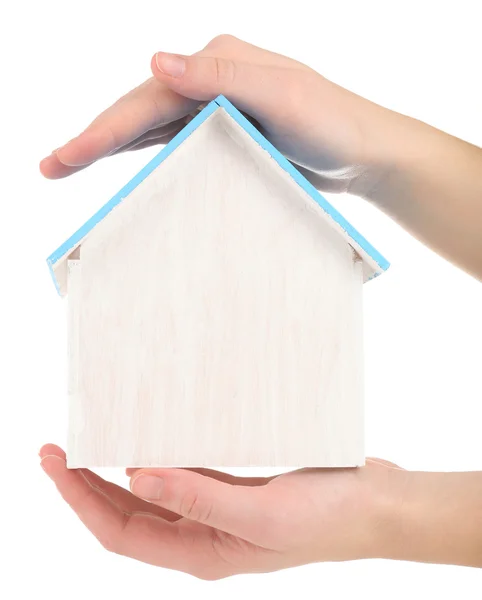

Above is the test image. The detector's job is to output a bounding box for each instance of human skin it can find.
[39,36,482,574]
[39,35,482,279]
[40,444,482,576]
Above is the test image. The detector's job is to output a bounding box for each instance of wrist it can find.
[347,105,429,202]
[369,469,482,567]
[361,464,412,561]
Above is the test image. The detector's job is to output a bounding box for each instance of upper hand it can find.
[39,35,394,193]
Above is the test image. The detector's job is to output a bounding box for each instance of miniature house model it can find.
[47,95,389,469]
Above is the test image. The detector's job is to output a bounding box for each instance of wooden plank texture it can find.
[66,109,365,467]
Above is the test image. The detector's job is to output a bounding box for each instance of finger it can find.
[119,130,181,153]
[126,466,275,487]
[119,109,203,152]
[50,79,200,169]
[40,132,175,178]
[41,453,133,549]
[39,445,180,520]
[117,118,185,149]
[40,124,182,178]
[130,468,272,546]
[201,35,312,72]
[80,470,181,521]
[40,452,216,573]
[125,135,177,151]
[39,152,91,179]
[366,457,404,470]
[39,443,66,460]
[40,129,179,179]
[150,52,313,132]
[39,36,309,179]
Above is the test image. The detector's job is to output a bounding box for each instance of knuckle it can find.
[180,489,214,523]
[97,515,130,555]
[286,71,314,108]
[98,533,121,554]
[213,57,237,88]
[191,568,223,581]
[207,34,237,48]
[279,70,319,124]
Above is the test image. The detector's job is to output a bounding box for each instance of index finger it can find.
[40,79,199,178]
[40,453,218,574]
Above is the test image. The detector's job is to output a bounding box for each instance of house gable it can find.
[65,109,366,466]
[47,95,389,296]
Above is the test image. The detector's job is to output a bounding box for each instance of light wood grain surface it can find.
[66,109,365,467]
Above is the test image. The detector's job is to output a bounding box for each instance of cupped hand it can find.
[40,444,403,579]
[39,35,394,192]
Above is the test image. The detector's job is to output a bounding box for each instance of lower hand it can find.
[39,444,402,579]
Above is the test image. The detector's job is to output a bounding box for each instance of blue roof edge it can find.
[213,95,390,275]
[47,99,219,270]
[47,94,389,293]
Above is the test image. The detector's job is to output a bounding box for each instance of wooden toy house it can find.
[47,95,389,468]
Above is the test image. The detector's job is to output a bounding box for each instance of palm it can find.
[40,444,397,578]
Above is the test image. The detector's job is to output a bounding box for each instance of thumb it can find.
[150,51,303,127]
[130,468,269,544]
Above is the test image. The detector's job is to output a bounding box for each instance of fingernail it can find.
[155,52,186,77]
[55,135,79,154]
[40,454,64,477]
[131,474,164,499]
[40,149,59,162]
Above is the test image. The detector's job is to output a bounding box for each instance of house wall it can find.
[66,109,365,467]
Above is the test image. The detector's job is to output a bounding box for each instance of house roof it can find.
[47,95,389,295]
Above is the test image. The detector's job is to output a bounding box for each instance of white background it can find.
[1,0,481,597]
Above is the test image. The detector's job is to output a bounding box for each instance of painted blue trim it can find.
[47,94,389,292]
[213,95,390,273]
[46,100,219,268]
[48,260,61,294]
